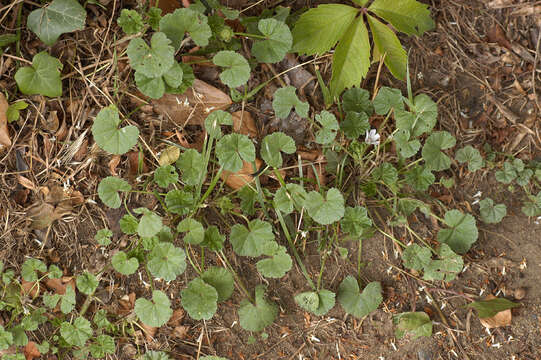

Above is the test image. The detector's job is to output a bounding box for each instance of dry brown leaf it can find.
[27,202,63,230]
[158,146,180,166]
[140,322,157,341]
[232,111,258,138]
[152,79,232,127]
[17,176,36,190]
[171,325,189,339]
[41,111,59,133]
[0,93,11,149]
[44,277,74,295]
[221,159,262,190]
[12,188,30,206]
[21,279,40,298]
[24,341,41,360]
[168,308,185,327]
[118,292,136,316]
[147,0,182,14]
[486,24,512,50]
[127,150,148,177]
[108,155,121,176]
[479,294,513,329]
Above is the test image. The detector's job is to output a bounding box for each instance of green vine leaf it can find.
[92,106,139,155]
[27,0,86,46]
[341,111,370,140]
[260,132,296,168]
[15,52,63,97]
[181,278,218,321]
[135,290,173,327]
[201,226,225,251]
[76,272,98,296]
[337,277,382,318]
[404,166,434,192]
[342,87,373,115]
[165,189,194,215]
[213,51,250,88]
[272,86,309,119]
[294,289,335,316]
[238,285,278,332]
[98,177,131,209]
[305,188,345,225]
[252,18,292,63]
[134,208,163,238]
[437,209,478,254]
[159,8,211,50]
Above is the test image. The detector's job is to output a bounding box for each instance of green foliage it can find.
[181,278,218,320]
[160,8,211,50]
[21,258,46,282]
[201,226,225,251]
[372,162,398,187]
[401,244,431,271]
[111,251,139,275]
[521,191,541,217]
[422,131,456,171]
[201,267,234,302]
[216,133,255,172]
[134,290,173,327]
[238,285,277,332]
[373,87,404,115]
[294,289,335,316]
[176,149,205,186]
[394,311,432,339]
[466,298,520,318]
[76,272,98,295]
[404,166,434,192]
[177,218,205,245]
[165,189,194,215]
[315,111,339,145]
[94,228,112,246]
[230,220,274,257]
[205,110,233,139]
[261,132,296,168]
[60,317,92,347]
[341,206,372,237]
[479,198,507,224]
[456,145,484,172]
[89,335,115,358]
[423,244,463,281]
[147,243,186,281]
[273,183,307,214]
[437,210,478,254]
[92,106,139,155]
[143,351,171,360]
[117,9,144,34]
[6,101,28,123]
[154,165,179,188]
[98,176,131,209]
[292,2,433,97]
[15,52,62,97]
[252,18,292,63]
[27,0,86,46]
[305,188,345,225]
[256,245,292,278]
[341,111,370,140]
[337,277,382,318]
[134,208,163,238]
[213,51,250,88]
[272,86,309,119]
[127,32,174,78]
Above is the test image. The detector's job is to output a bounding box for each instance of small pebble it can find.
[514,288,526,300]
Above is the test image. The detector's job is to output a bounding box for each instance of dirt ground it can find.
[1,0,540,359]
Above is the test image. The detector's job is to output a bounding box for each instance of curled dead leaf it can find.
[158,146,180,166]
[171,325,189,340]
[118,292,136,316]
[168,308,185,327]
[108,155,121,176]
[41,111,60,133]
[0,93,11,149]
[24,341,41,360]
[478,295,513,329]
[140,322,157,342]
[221,159,262,190]
[152,79,232,127]
[232,111,258,138]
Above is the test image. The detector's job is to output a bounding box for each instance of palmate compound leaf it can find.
[466,298,520,318]
[111,251,139,275]
[456,145,484,172]
[305,188,345,225]
[127,32,174,78]
[201,266,234,302]
[422,131,456,171]
[135,290,173,327]
[92,106,139,155]
[479,198,507,224]
[330,16,370,98]
[340,206,372,237]
[394,311,433,339]
[252,18,292,63]
[272,86,309,119]
[159,8,212,50]
[238,285,278,332]
[368,0,435,36]
[367,15,407,80]
[261,132,296,168]
[230,219,275,257]
[291,4,359,55]
[60,317,92,347]
[98,176,131,209]
[437,210,478,254]
[176,149,205,186]
[213,51,250,88]
[294,289,335,316]
[15,52,62,97]
[27,0,86,46]
[337,276,382,318]
[147,242,186,281]
[256,245,292,278]
[315,111,339,144]
[181,278,218,321]
[216,133,255,172]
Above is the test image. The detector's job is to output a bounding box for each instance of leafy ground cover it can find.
[0,0,540,359]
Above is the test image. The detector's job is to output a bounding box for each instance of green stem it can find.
[357,236,363,277]
[253,163,270,219]
[275,210,316,290]
[234,32,267,40]
[218,250,252,300]
[197,167,224,207]
[406,225,437,255]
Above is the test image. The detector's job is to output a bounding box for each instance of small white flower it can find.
[365,129,380,146]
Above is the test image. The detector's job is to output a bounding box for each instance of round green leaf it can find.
[60,317,92,347]
[0,326,13,350]
[272,86,309,119]
[94,228,112,246]
[340,111,370,140]
[111,251,139,275]
[134,290,173,327]
[295,289,335,316]
[252,18,292,63]
[176,149,205,186]
[238,285,277,332]
[89,335,115,358]
[15,52,63,97]
[147,242,186,281]
[230,219,275,257]
[154,165,178,188]
[340,206,372,237]
[204,110,233,139]
[401,244,431,271]
[337,277,382,318]
[373,86,404,115]
[479,198,506,224]
[98,176,131,209]
[342,87,373,115]
[437,210,478,254]
[212,51,250,88]
[456,145,484,172]
[117,9,144,35]
[134,71,165,99]
[404,166,434,192]
[305,188,345,225]
[315,110,339,144]
[215,133,255,172]
[394,312,433,339]
[127,32,174,78]
[421,131,456,171]
[92,106,139,155]
[177,218,205,245]
[21,258,46,282]
[260,132,296,168]
[159,8,211,50]
[165,189,194,215]
[201,226,225,251]
[143,351,171,360]
[201,267,234,302]
[256,246,292,278]
[76,272,98,295]
[136,210,163,238]
[181,278,218,321]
